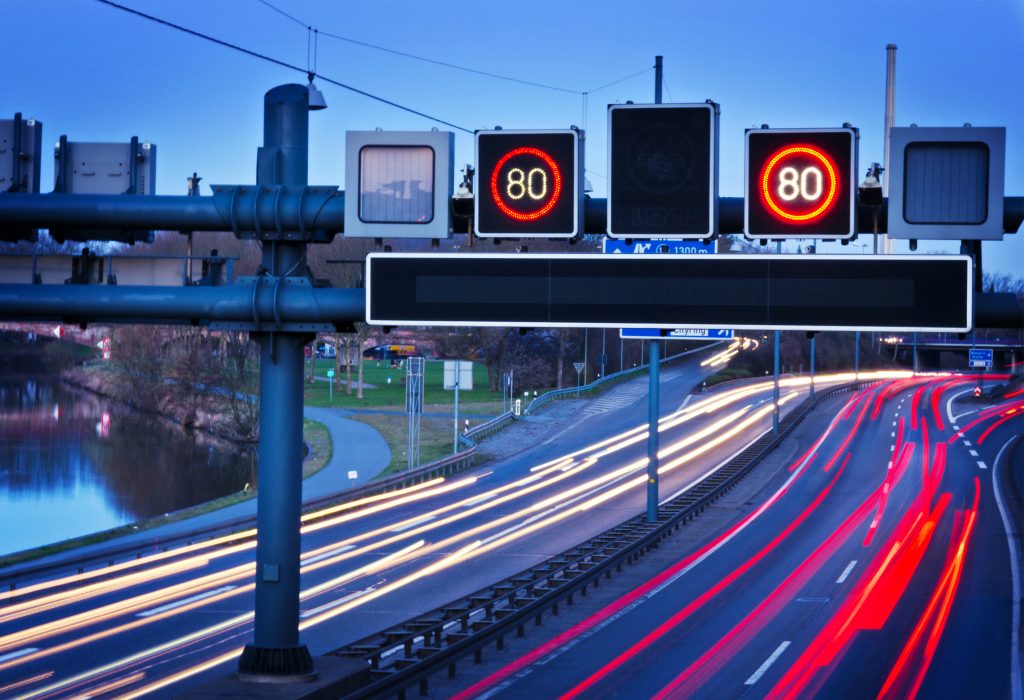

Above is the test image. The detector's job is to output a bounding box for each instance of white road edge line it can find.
[745,641,791,685]
[303,544,356,566]
[300,587,376,619]
[946,387,977,427]
[136,586,236,618]
[992,435,1022,700]
[836,560,858,584]
[0,647,38,663]
[390,515,436,533]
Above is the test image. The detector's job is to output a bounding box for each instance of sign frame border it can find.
[606,102,719,240]
[366,252,973,333]
[743,126,858,241]
[473,128,583,239]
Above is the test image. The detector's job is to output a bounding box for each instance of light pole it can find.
[773,330,781,433]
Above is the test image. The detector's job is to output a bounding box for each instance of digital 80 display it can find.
[475,129,582,238]
[744,127,857,239]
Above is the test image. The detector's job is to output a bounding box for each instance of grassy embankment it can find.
[302,358,506,475]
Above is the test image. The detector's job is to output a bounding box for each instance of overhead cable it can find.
[93,0,473,133]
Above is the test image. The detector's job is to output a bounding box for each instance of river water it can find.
[0,376,254,557]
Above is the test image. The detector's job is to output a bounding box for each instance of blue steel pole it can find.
[239,84,315,679]
[647,339,660,523]
[252,332,305,640]
[773,330,781,434]
[855,330,860,376]
[809,333,816,400]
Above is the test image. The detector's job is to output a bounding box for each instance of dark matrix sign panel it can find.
[367,253,972,333]
[607,103,718,239]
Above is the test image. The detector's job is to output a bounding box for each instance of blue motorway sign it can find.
[969,348,993,368]
[602,239,715,255]
[603,238,727,339]
[620,327,734,340]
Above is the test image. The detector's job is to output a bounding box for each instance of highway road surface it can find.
[443,375,1023,700]
[0,346,992,698]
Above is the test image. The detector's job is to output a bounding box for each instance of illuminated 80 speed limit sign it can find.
[744,127,858,239]
[475,129,583,238]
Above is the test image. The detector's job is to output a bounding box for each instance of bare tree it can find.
[215,331,260,442]
[110,325,171,413]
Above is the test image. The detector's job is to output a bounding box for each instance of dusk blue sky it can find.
[4,0,1022,273]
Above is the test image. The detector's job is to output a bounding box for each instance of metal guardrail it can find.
[328,381,869,699]
[702,372,797,393]
[459,411,516,448]
[524,341,721,415]
[0,442,479,588]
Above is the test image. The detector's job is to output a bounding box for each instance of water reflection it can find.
[0,377,254,556]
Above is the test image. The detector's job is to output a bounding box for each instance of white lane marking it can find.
[678,395,693,412]
[964,440,973,447]
[836,560,858,584]
[887,460,893,470]
[303,544,355,565]
[992,436,1023,700]
[745,641,791,685]
[891,432,896,438]
[136,586,236,618]
[978,461,989,470]
[894,410,900,418]
[300,587,376,618]
[892,420,898,427]
[390,515,436,533]
[891,445,896,452]
[970,450,979,457]
[947,387,977,426]
[0,647,38,663]
[464,492,498,507]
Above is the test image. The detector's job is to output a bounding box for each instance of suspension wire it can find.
[585,66,654,94]
[256,0,652,100]
[94,0,473,133]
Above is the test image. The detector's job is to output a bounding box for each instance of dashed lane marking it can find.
[745,641,791,685]
[836,560,858,584]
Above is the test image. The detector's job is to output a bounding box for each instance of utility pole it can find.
[646,55,664,523]
[647,338,660,523]
[185,172,201,282]
[600,328,607,378]
[808,332,816,400]
[773,330,781,433]
[453,360,461,454]
[855,330,861,375]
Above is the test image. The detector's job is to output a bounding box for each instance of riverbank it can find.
[60,363,256,444]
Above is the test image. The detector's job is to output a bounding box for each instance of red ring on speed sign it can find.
[760,145,839,223]
[489,147,563,221]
